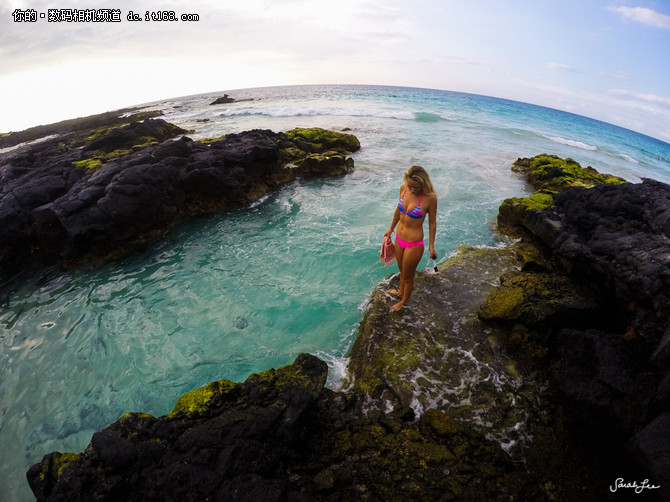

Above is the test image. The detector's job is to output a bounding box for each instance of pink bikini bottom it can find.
[396,236,424,249]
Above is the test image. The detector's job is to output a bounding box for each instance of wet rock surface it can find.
[346,245,533,451]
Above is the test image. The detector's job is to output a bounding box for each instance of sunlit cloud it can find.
[610,6,670,29]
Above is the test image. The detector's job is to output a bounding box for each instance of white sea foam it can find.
[545,135,598,151]
[618,152,640,164]
[217,105,416,121]
[248,195,270,208]
[316,352,351,390]
[0,134,60,154]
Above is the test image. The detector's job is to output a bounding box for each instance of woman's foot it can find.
[390,301,405,312]
[387,288,402,297]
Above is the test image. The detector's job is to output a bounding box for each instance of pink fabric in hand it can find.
[380,236,396,267]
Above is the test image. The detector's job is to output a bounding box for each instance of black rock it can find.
[0,123,359,275]
[210,94,235,105]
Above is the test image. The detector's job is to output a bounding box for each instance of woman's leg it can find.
[391,245,424,311]
[387,240,405,296]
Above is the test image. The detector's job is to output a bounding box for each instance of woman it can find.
[384,165,438,311]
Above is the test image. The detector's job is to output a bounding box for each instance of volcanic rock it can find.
[0,122,359,274]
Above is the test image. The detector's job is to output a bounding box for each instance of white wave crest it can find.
[618,153,640,164]
[218,106,415,121]
[545,135,598,151]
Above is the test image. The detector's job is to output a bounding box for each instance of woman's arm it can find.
[428,195,438,259]
[384,185,404,239]
[385,207,400,239]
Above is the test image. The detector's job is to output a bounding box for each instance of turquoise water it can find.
[2,85,670,501]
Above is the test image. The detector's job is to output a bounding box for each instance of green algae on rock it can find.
[478,270,599,325]
[292,405,525,501]
[169,379,241,417]
[72,157,104,173]
[498,154,627,238]
[512,154,626,191]
[282,127,361,154]
[70,119,189,172]
[277,127,360,177]
[27,451,83,501]
[198,134,226,144]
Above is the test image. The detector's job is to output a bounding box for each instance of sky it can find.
[1,0,670,142]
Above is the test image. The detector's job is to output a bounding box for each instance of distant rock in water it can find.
[210,94,236,105]
[0,118,360,275]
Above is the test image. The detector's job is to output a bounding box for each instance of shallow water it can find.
[2,84,669,501]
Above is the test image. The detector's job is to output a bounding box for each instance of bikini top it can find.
[398,192,425,219]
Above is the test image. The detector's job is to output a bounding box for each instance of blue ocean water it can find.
[1,84,669,501]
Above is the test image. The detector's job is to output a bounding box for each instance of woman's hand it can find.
[429,246,437,260]
[384,229,393,240]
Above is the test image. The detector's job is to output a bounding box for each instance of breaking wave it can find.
[545,135,598,151]
[217,106,416,121]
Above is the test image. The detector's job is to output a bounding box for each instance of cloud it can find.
[545,63,635,81]
[594,70,634,80]
[609,89,670,108]
[544,62,575,72]
[610,6,670,29]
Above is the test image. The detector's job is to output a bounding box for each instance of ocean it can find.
[1,84,669,501]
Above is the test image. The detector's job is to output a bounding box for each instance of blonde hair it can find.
[404,165,435,195]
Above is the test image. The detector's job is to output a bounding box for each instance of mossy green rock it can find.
[497,189,557,238]
[498,155,627,238]
[295,408,523,501]
[169,378,240,416]
[277,127,360,177]
[281,127,361,156]
[478,270,599,325]
[72,119,188,172]
[512,154,626,191]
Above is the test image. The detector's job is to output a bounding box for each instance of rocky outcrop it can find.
[499,156,669,330]
[0,108,163,149]
[0,121,359,274]
[345,154,670,499]
[27,354,537,502]
[27,354,328,502]
[489,155,670,500]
